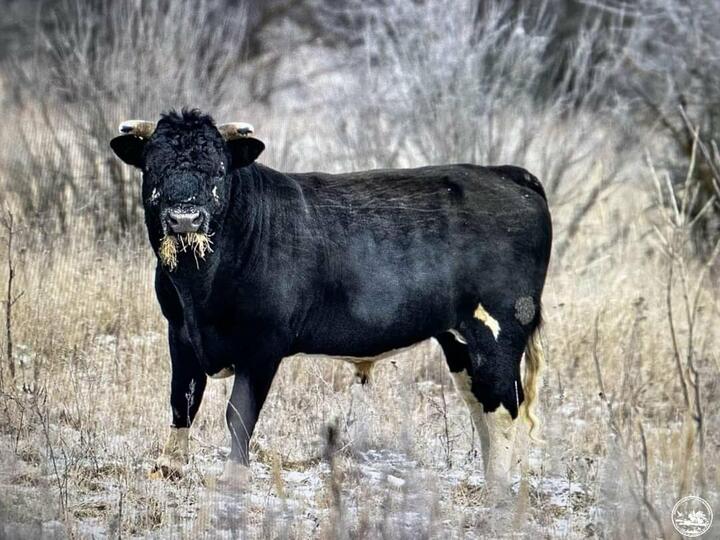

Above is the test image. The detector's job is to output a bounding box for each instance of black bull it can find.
[110,110,551,484]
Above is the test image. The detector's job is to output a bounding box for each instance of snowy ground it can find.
[0,338,606,539]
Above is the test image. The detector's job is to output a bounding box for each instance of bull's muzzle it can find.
[166,208,203,234]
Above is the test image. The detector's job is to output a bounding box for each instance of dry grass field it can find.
[0,140,717,538]
[1,1,719,538]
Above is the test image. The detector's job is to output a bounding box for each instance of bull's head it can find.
[110,109,264,270]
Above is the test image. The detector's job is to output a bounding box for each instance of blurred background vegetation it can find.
[0,0,717,250]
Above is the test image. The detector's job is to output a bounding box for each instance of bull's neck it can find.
[149,216,228,308]
[156,163,308,305]
[162,243,221,306]
[226,164,310,282]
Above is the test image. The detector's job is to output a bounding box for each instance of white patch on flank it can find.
[149,188,160,203]
[449,329,467,344]
[473,303,500,340]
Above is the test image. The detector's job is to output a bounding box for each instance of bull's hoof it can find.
[148,454,186,480]
[483,471,514,499]
[150,427,190,480]
[217,460,251,489]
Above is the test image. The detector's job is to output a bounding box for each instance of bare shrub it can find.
[594,0,720,250]
[1,211,22,385]
[6,0,250,237]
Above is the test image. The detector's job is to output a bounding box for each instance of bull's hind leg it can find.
[437,298,541,489]
[436,332,518,489]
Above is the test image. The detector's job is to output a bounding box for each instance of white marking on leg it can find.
[474,303,500,340]
[450,370,517,488]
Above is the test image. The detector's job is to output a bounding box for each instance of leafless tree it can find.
[592,0,720,251]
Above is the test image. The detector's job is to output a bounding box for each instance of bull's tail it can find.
[520,323,545,442]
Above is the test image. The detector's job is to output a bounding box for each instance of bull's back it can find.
[287,164,551,355]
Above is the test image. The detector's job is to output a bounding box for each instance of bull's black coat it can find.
[111,110,552,465]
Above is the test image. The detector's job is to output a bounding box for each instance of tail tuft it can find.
[520,326,545,442]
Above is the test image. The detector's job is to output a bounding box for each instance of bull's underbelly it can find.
[289,343,417,364]
[294,299,454,358]
[193,260,469,374]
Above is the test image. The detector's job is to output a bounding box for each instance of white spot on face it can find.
[474,303,500,340]
[149,188,160,203]
[212,185,219,202]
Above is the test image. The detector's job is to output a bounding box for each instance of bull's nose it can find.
[167,209,203,233]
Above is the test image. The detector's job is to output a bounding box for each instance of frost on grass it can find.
[0,338,610,539]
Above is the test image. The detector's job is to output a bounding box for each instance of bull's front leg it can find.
[220,357,279,485]
[151,324,207,479]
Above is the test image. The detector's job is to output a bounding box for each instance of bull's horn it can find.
[218,122,255,140]
[119,120,156,139]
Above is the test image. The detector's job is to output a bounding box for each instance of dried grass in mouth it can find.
[158,233,213,271]
[159,235,178,270]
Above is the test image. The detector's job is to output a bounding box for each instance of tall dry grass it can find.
[1,124,717,538]
[0,0,718,538]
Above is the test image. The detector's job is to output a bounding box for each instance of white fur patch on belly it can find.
[290,344,415,364]
[449,329,467,344]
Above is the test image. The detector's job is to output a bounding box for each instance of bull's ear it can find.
[226,137,265,169]
[110,135,147,168]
